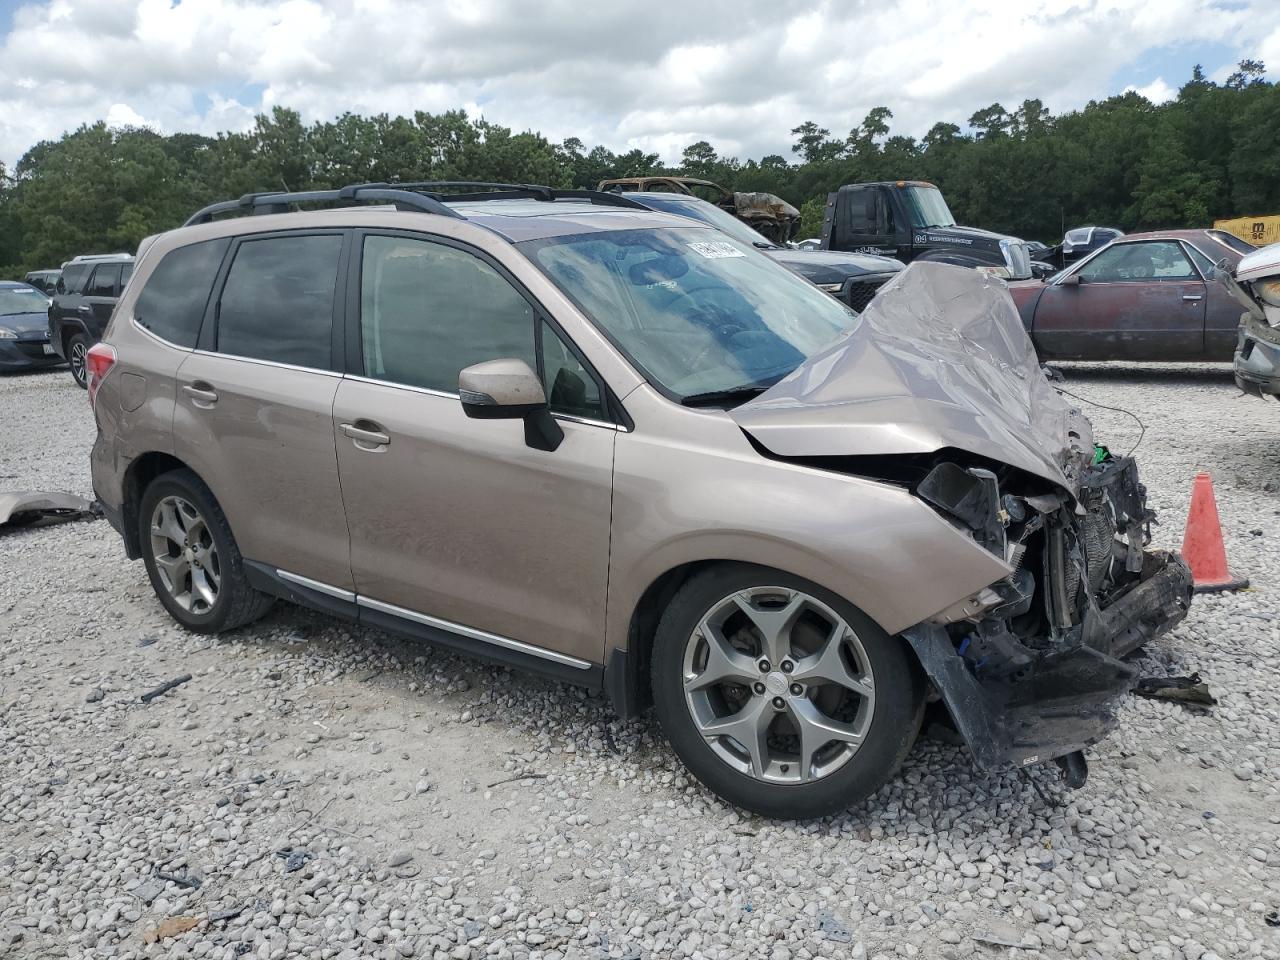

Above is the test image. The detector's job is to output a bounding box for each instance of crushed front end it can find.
[902,451,1192,781]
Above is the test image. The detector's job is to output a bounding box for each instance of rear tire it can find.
[650,563,924,819]
[68,333,90,389]
[138,469,273,633]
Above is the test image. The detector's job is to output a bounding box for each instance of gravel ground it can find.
[1,361,1278,960]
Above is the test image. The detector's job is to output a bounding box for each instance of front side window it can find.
[540,320,606,420]
[359,235,535,393]
[524,227,858,403]
[134,238,230,347]
[1077,241,1196,283]
[216,234,342,368]
[86,264,121,297]
[58,263,91,295]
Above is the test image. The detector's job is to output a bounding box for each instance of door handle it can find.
[340,421,391,449]
[1182,295,1203,302]
[77,305,92,314]
[182,383,219,407]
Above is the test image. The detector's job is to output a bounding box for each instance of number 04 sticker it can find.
[686,240,745,259]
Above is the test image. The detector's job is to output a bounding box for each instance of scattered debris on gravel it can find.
[1,363,1278,960]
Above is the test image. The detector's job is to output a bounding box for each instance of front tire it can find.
[650,563,924,819]
[138,469,273,633]
[67,333,90,389]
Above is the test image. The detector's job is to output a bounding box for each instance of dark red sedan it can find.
[1008,229,1252,361]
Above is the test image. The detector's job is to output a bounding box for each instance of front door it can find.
[333,231,616,665]
[173,230,354,591]
[1031,239,1207,361]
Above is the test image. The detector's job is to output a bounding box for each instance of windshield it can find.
[641,196,776,249]
[902,186,955,229]
[0,286,49,317]
[1208,230,1255,255]
[523,227,858,402]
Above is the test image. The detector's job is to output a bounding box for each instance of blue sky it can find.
[1,0,1277,169]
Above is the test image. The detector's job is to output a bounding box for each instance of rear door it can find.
[173,230,354,592]
[332,230,616,666]
[83,263,123,341]
[1029,240,1206,360]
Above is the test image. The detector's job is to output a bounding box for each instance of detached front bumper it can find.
[904,549,1191,771]
[1235,315,1280,398]
[900,453,1193,778]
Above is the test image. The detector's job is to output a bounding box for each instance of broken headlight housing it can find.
[916,462,1006,556]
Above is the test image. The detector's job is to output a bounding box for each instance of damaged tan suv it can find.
[88,182,1192,818]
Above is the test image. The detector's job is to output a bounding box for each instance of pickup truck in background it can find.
[820,180,1037,280]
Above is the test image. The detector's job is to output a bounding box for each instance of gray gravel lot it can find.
[1,362,1278,960]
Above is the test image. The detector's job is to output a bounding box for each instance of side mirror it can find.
[1059,272,1081,286]
[459,358,563,452]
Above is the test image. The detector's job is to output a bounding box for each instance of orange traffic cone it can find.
[1181,472,1248,593]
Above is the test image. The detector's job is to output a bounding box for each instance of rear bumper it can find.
[903,550,1192,773]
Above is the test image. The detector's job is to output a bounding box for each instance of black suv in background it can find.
[49,253,134,387]
[22,269,61,294]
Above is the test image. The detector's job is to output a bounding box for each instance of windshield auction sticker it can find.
[687,240,746,259]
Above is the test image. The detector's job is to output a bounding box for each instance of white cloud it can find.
[1,0,1278,170]
[1126,77,1178,103]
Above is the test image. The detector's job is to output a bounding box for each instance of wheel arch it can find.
[605,556,923,721]
[120,451,199,559]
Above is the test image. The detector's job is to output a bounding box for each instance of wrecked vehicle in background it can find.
[598,175,800,244]
[1230,242,1280,398]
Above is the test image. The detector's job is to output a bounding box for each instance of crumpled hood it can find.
[769,249,903,285]
[731,261,1096,494]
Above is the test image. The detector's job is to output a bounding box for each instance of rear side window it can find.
[134,238,229,347]
[359,235,535,392]
[216,234,342,369]
[86,264,122,297]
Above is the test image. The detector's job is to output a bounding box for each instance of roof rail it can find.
[347,181,653,211]
[183,185,466,227]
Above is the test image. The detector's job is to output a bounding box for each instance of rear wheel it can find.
[67,333,90,388]
[651,564,924,818]
[138,469,273,633]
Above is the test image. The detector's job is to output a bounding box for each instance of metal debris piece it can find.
[139,674,193,703]
[816,908,853,943]
[154,867,202,890]
[0,491,97,531]
[276,847,313,873]
[209,903,249,923]
[1134,673,1217,707]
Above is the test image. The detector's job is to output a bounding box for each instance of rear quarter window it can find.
[134,239,229,347]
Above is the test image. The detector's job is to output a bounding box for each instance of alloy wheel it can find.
[69,340,87,385]
[149,496,220,614]
[682,587,876,784]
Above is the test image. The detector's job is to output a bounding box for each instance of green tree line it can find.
[3,61,1279,277]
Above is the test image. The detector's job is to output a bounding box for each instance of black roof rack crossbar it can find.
[343,181,652,211]
[183,186,465,226]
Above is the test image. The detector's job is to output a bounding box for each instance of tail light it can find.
[86,342,117,409]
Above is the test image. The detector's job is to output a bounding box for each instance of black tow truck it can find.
[820,180,1038,280]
